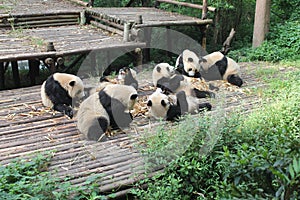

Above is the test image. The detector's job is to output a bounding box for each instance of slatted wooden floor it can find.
[0,24,145,62]
[87,7,213,27]
[0,64,264,198]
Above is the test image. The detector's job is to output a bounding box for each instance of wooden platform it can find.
[87,7,213,28]
[0,64,264,198]
[0,25,145,62]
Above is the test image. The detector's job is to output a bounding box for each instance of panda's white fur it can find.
[41,73,85,118]
[152,63,175,87]
[118,68,137,83]
[77,84,138,141]
[147,88,211,121]
[147,88,171,119]
[175,49,201,77]
[152,63,214,99]
[199,51,243,87]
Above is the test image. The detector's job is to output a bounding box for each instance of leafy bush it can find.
[131,68,300,199]
[230,21,300,62]
[0,152,107,200]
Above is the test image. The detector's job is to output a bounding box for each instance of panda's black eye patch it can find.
[161,100,167,107]
[166,67,170,72]
[130,94,138,100]
[147,100,152,107]
[188,68,192,71]
[156,66,161,72]
[69,81,76,87]
[188,57,193,62]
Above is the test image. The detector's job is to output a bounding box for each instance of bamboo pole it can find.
[156,0,216,12]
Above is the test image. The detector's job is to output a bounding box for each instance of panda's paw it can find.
[198,102,212,111]
[208,91,216,98]
[65,107,74,119]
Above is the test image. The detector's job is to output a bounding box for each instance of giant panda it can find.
[117,67,138,90]
[41,73,85,118]
[77,84,138,141]
[152,63,214,98]
[147,88,211,121]
[199,51,243,87]
[175,49,202,78]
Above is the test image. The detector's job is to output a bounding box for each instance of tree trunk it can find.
[252,0,271,48]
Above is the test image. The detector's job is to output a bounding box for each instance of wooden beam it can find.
[156,0,216,12]
[11,61,20,88]
[67,0,89,7]
[134,19,213,28]
[90,20,123,36]
[0,62,5,90]
[28,59,40,85]
[202,0,208,19]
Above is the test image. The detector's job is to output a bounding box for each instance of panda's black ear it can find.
[130,94,138,100]
[147,100,152,107]
[199,57,207,63]
[161,100,167,107]
[187,57,193,62]
[69,81,76,87]
[156,66,161,73]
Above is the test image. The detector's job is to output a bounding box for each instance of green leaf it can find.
[289,164,295,179]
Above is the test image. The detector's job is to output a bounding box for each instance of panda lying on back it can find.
[41,73,85,118]
[77,84,138,141]
[147,88,211,121]
[152,63,215,98]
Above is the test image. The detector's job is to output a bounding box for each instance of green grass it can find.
[131,63,300,199]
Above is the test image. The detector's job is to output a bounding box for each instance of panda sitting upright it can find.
[175,49,202,78]
[199,51,243,87]
[152,63,215,98]
[41,73,85,118]
[77,84,138,141]
[147,88,211,121]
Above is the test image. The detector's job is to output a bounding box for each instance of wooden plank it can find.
[157,0,216,12]
[134,19,213,28]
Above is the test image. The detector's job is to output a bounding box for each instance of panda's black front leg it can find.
[53,104,73,118]
[198,103,212,111]
[193,88,215,98]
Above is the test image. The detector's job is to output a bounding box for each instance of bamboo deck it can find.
[87,7,213,28]
[0,64,264,198]
[0,25,145,62]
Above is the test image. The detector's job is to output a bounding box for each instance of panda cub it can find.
[100,67,138,90]
[199,51,243,87]
[175,49,202,78]
[41,73,85,118]
[77,84,138,141]
[152,63,214,98]
[117,67,138,90]
[147,88,211,121]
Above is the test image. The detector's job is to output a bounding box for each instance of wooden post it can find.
[202,0,208,19]
[80,10,86,25]
[45,58,56,73]
[200,25,208,50]
[11,61,20,88]
[134,48,143,71]
[166,26,172,58]
[90,52,96,75]
[28,59,40,85]
[88,0,94,7]
[123,23,130,42]
[0,62,5,90]
[252,0,271,48]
